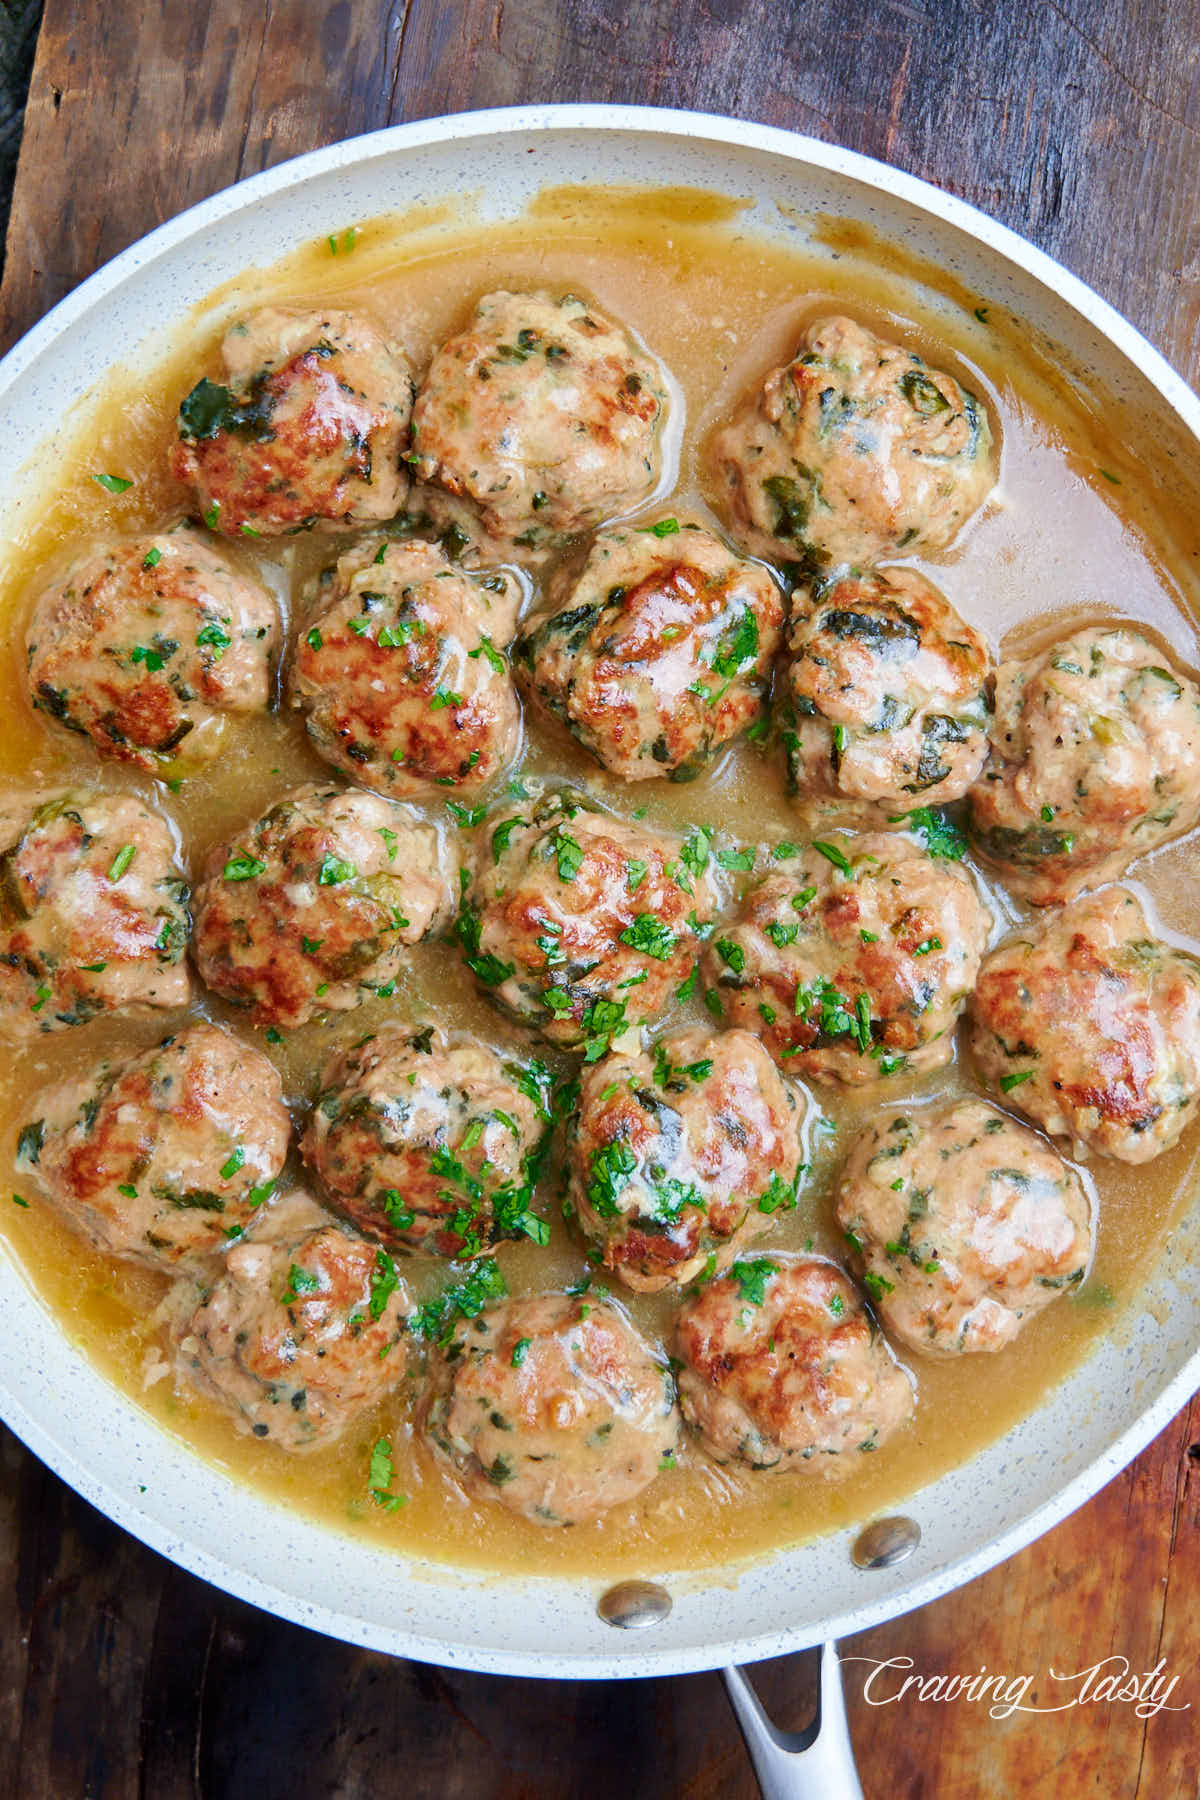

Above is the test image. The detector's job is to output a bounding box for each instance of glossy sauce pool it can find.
[1,188,1198,1580]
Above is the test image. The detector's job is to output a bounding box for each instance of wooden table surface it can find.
[1,3,1198,1795]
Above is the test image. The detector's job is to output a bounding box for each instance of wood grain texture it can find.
[0,2,1197,1796]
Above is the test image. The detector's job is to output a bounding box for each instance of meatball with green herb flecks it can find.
[289,535,523,796]
[835,1099,1093,1356]
[456,793,717,1054]
[710,315,995,574]
[702,832,990,1085]
[411,291,672,563]
[969,886,1200,1163]
[25,526,279,771]
[420,1291,681,1525]
[967,625,1200,906]
[301,1022,552,1257]
[192,782,452,1028]
[171,306,414,538]
[514,520,783,780]
[15,1022,289,1269]
[786,566,990,815]
[674,1255,914,1470]
[0,789,190,1038]
[566,1027,808,1292]
[174,1212,410,1452]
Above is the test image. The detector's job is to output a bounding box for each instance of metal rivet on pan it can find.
[597,1579,673,1628]
[851,1515,921,1570]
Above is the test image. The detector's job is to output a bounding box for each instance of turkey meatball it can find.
[710,314,995,573]
[674,1255,914,1469]
[456,794,717,1051]
[420,1292,680,1525]
[171,306,413,537]
[15,1023,289,1268]
[836,1100,1093,1356]
[411,291,671,562]
[703,833,990,1084]
[0,790,189,1037]
[192,783,451,1027]
[174,1215,410,1451]
[969,886,1200,1163]
[967,625,1200,905]
[301,1023,551,1257]
[567,1027,808,1291]
[515,520,783,780]
[25,526,279,770]
[786,567,990,814]
[290,535,522,796]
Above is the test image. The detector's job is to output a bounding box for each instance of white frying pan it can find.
[0,117,1197,1759]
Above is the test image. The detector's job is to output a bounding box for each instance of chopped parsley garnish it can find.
[587,1141,638,1217]
[1000,1070,1035,1092]
[716,846,754,872]
[368,1248,400,1320]
[318,853,357,885]
[143,546,163,570]
[130,644,166,671]
[552,829,585,882]
[626,859,648,891]
[680,826,712,880]
[283,1263,321,1303]
[29,985,51,1014]
[223,849,265,882]
[618,914,677,960]
[511,1337,532,1367]
[367,1437,406,1511]
[675,963,699,1002]
[306,627,323,651]
[376,827,398,861]
[491,817,522,861]
[731,1260,778,1305]
[446,800,487,828]
[429,688,464,711]
[891,805,967,861]
[219,1146,245,1181]
[410,1257,507,1342]
[468,635,507,674]
[711,609,759,679]
[715,937,745,973]
[811,839,852,875]
[108,844,136,881]
[640,517,680,538]
[196,620,231,659]
[93,473,132,494]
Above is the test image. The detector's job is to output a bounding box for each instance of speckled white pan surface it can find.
[1,105,1199,1679]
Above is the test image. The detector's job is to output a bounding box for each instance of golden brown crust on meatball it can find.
[420,1292,680,1525]
[515,521,784,781]
[709,315,995,573]
[301,1022,552,1258]
[171,306,413,537]
[835,1100,1093,1355]
[456,795,717,1051]
[289,535,522,796]
[703,832,990,1084]
[968,887,1200,1163]
[25,526,279,770]
[174,1217,410,1451]
[16,1023,289,1269]
[567,1027,808,1291]
[192,782,451,1028]
[786,567,990,814]
[674,1255,914,1470]
[0,790,190,1037]
[411,291,671,561]
[967,626,1200,905]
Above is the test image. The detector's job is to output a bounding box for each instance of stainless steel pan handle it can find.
[722,1642,864,1800]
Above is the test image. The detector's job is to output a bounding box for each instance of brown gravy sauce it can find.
[0,186,1198,1579]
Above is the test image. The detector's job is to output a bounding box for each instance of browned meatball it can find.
[786,567,990,814]
[25,526,279,770]
[566,1027,808,1291]
[835,1100,1093,1356]
[0,790,190,1038]
[171,306,413,537]
[411,291,672,562]
[514,520,783,780]
[301,1023,551,1257]
[174,1211,410,1451]
[192,783,450,1027]
[969,887,1200,1163]
[289,535,522,796]
[420,1292,680,1525]
[456,795,717,1053]
[703,833,990,1084]
[674,1255,914,1469]
[15,1023,290,1268]
[968,625,1200,905]
[710,315,995,573]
